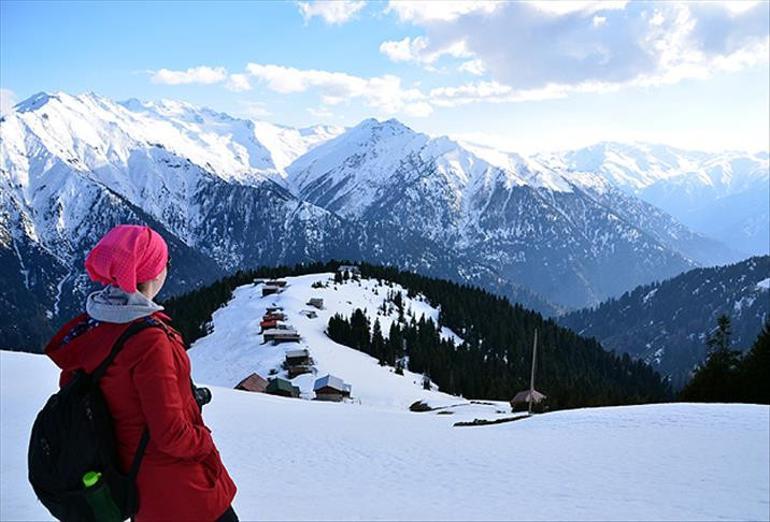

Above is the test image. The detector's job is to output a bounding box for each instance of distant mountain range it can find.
[536,143,769,255]
[560,256,770,388]
[1,91,765,350]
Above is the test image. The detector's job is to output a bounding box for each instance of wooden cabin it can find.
[286,348,311,365]
[266,279,288,287]
[285,348,313,377]
[510,390,547,411]
[263,328,301,344]
[299,309,318,319]
[266,306,283,314]
[263,312,287,322]
[313,374,352,402]
[306,297,324,309]
[337,265,360,275]
[262,285,281,297]
[234,373,268,393]
[265,377,300,398]
[260,318,279,331]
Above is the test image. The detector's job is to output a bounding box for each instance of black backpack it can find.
[28,318,161,521]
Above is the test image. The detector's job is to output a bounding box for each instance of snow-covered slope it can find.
[189,273,465,410]
[537,142,770,255]
[3,350,768,521]
[561,255,770,387]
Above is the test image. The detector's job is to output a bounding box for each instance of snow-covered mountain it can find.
[3,349,769,521]
[0,93,547,350]
[0,91,752,350]
[537,142,770,255]
[288,118,737,308]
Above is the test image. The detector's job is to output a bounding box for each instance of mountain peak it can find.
[13,91,58,113]
[352,117,412,135]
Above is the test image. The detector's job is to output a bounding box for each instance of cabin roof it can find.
[236,373,268,391]
[263,328,299,336]
[286,348,310,358]
[314,374,350,393]
[267,377,299,393]
[511,390,547,403]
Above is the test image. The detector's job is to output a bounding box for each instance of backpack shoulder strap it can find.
[91,318,162,383]
[90,317,162,483]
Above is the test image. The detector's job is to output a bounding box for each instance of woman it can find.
[45,225,238,522]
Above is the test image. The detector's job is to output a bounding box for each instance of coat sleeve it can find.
[59,370,75,388]
[129,329,214,461]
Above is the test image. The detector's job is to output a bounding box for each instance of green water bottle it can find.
[82,471,123,522]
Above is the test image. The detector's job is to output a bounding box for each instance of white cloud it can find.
[245,63,432,116]
[298,0,366,25]
[384,1,769,94]
[151,66,228,85]
[719,1,762,15]
[379,36,429,63]
[458,58,486,75]
[386,1,500,23]
[379,36,472,68]
[226,73,252,92]
[527,1,627,16]
[0,88,17,115]
[429,80,577,107]
[430,80,511,102]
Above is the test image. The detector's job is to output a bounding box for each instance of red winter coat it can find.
[45,312,237,522]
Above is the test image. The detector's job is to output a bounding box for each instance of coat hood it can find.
[85,285,164,324]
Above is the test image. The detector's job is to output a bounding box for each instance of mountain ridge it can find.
[559,255,770,388]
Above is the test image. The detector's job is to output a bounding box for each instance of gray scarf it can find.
[86,285,164,324]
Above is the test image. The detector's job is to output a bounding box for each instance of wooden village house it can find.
[262,285,281,297]
[510,390,547,411]
[285,348,314,377]
[265,377,300,398]
[306,297,324,309]
[235,373,268,393]
[263,311,287,322]
[263,328,301,344]
[337,265,360,275]
[313,374,352,402]
[259,318,279,332]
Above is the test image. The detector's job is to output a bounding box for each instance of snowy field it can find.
[2,350,769,521]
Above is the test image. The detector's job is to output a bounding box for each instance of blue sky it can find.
[1,0,768,153]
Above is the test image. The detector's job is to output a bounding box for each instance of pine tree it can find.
[372,318,385,365]
[707,314,733,354]
[680,314,742,402]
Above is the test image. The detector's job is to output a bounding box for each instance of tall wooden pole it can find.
[528,328,538,415]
